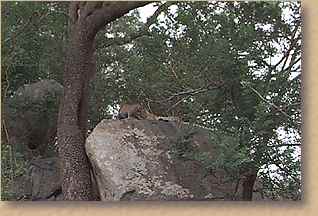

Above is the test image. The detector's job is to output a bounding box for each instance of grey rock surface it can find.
[86,119,259,201]
[10,157,62,201]
[3,79,63,159]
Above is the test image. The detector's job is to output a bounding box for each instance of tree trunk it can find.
[57,27,96,200]
[57,1,150,200]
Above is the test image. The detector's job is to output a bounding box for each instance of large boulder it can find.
[3,79,63,159]
[86,119,259,201]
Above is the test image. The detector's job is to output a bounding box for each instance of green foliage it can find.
[170,126,252,182]
[1,1,68,96]
[1,1,301,200]
[207,131,252,173]
[1,142,28,200]
[170,127,198,159]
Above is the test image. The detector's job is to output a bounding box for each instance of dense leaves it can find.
[93,1,302,200]
[1,1,68,97]
[1,1,301,200]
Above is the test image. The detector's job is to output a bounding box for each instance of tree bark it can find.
[57,1,150,200]
[58,29,96,200]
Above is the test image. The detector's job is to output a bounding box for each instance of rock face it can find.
[10,157,62,201]
[86,119,258,201]
[9,156,100,201]
[3,79,63,159]
[28,157,62,200]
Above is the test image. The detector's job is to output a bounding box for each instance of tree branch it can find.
[98,29,150,49]
[69,1,80,24]
[150,81,225,103]
[263,22,301,86]
[97,1,174,49]
[267,143,301,148]
[264,151,300,184]
[167,95,191,112]
[241,81,300,124]
[273,21,301,70]
[80,2,103,19]
[144,1,174,29]
[282,56,301,74]
[274,161,299,183]
[86,1,151,37]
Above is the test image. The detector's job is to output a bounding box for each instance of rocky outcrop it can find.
[10,157,62,201]
[9,118,261,201]
[86,118,259,201]
[3,79,63,160]
[9,156,100,201]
